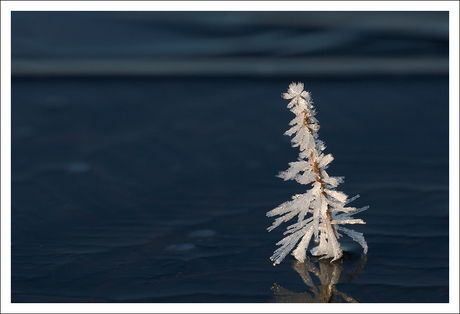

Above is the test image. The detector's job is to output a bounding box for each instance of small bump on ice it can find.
[167,243,196,251]
[187,229,216,238]
[68,162,90,173]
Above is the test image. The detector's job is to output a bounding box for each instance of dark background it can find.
[11,11,449,302]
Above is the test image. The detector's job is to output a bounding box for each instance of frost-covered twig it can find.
[268,82,368,266]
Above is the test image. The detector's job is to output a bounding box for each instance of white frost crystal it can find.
[268,82,368,266]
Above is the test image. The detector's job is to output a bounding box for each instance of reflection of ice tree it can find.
[272,255,367,303]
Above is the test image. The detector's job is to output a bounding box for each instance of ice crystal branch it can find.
[268,82,368,266]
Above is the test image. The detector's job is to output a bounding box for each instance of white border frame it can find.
[2,1,459,313]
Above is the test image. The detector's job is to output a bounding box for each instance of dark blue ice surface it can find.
[11,11,449,303]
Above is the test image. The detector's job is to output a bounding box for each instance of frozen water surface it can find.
[11,77,449,303]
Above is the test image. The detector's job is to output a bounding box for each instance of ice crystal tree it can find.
[267,82,368,266]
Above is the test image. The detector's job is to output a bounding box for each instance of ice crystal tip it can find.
[268,83,368,265]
